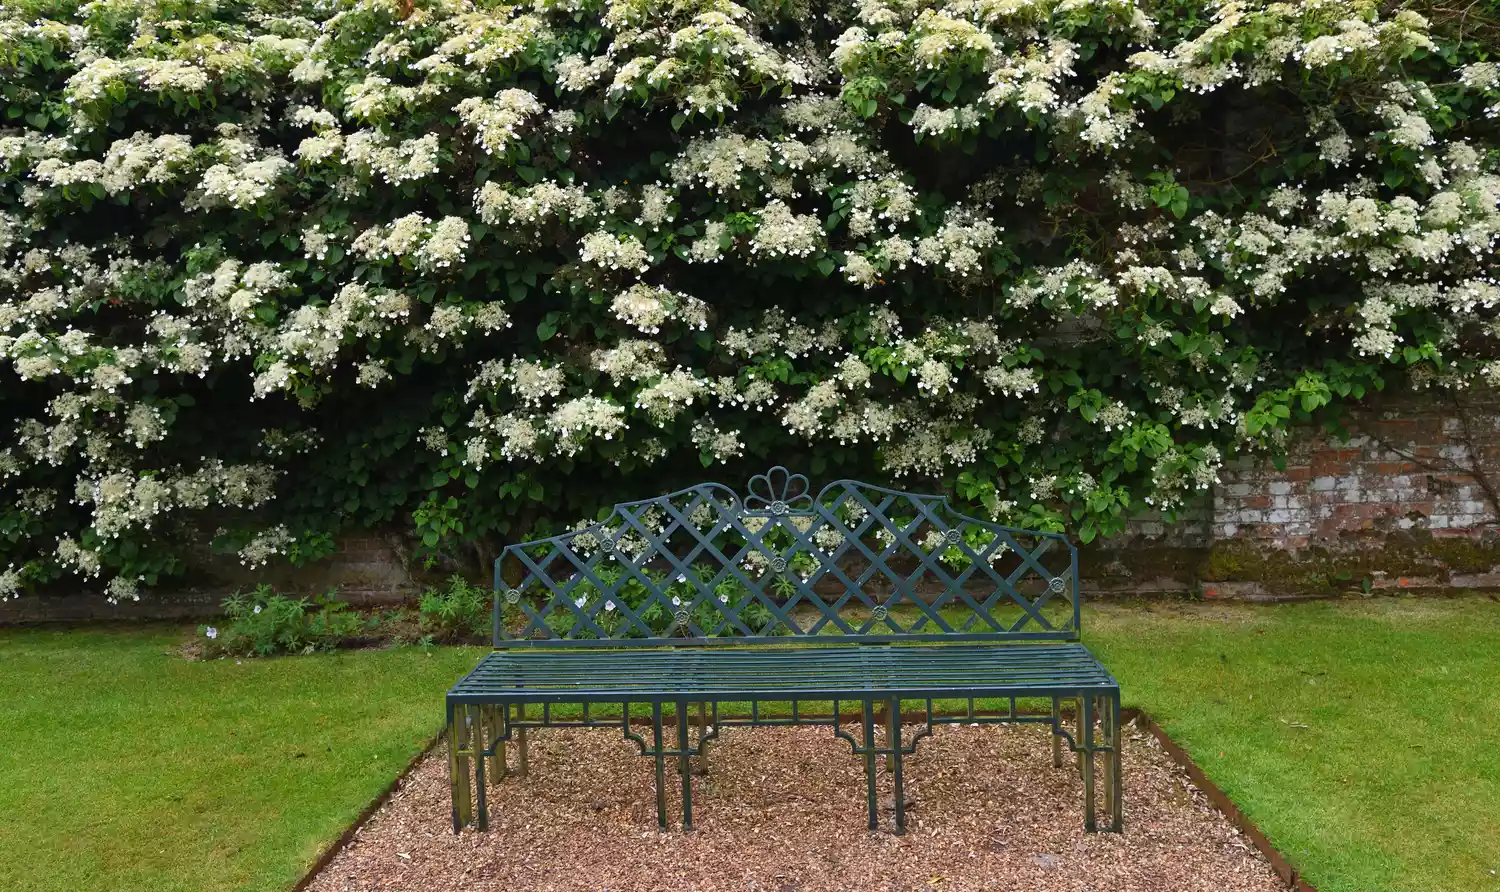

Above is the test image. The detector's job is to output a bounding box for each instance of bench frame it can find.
[446,467,1122,834]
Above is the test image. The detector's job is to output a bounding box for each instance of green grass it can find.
[1,598,1497,892]
[0,627,483,892]
[1090,597,1500,892]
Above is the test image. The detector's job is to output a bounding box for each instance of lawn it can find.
[1090,597,1500,892]
[0,627,483,892]
[1,598,1497,892]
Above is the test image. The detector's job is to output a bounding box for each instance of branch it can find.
[1364,391,1500,526]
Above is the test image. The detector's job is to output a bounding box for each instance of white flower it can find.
[205,627,218,640]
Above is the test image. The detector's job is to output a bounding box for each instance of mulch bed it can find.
[305,721,1286,891]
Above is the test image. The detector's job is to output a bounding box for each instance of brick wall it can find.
[1098,388,1500,598]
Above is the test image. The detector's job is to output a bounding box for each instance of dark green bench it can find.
[446,468,1122,834]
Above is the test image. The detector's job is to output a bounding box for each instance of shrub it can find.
[529,564,779,639]
[200,586,366,656]
[416,575,490,642]
[1,0,1497,603]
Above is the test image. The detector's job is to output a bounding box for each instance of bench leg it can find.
[1104,693,1123,832]
[696,701,710,777]
[474,707,489,831]
[677,701,694,830]
[886,700,900,775]
[1081,695,1097,832]
[448,703,472,832]
[651,703,668,831]
[1073,697,1084,777]
[888,697,906,835]
[487,706,508,785]
[515,703,530,778]
[861,700,878,831]
[1051,697,1063,768]
[676,702,711,777]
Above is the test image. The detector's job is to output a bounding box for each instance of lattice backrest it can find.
[492,467,1080,648]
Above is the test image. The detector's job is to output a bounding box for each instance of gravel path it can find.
[306,721,1286,892]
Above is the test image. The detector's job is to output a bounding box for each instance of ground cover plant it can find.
[1,597,1495,892]
[1,0,1498,602]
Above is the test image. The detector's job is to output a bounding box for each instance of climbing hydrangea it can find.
[0,0,1497,600]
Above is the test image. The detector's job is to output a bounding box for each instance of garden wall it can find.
[1096,388,1500,598]
[6,388,1499,622]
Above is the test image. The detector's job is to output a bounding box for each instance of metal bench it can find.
[446,467,1123,834]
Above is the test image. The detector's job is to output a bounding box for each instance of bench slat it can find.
[450,643,1117,701]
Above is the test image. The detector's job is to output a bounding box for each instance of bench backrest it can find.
[492,467,1080,648]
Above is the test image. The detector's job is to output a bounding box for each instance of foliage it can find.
[199,585,369,656]
[531,563,780,638]
[416,574,490,642]
[1,0,1498,601]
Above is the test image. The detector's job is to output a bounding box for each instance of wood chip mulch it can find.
[305,720,1286,892]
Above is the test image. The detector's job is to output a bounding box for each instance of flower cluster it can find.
[0,0,1496,600]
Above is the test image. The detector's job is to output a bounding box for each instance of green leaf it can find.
[24,111,48,129]
[816,258,836,277]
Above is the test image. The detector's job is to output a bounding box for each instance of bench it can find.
[446,467,1123,834]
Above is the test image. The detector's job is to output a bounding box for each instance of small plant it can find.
[417,575,490,643]
[199,586,363,657]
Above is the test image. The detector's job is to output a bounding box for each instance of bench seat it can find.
[449,642,1117,703]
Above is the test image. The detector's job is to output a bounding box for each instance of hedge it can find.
[0,0,1497,600]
